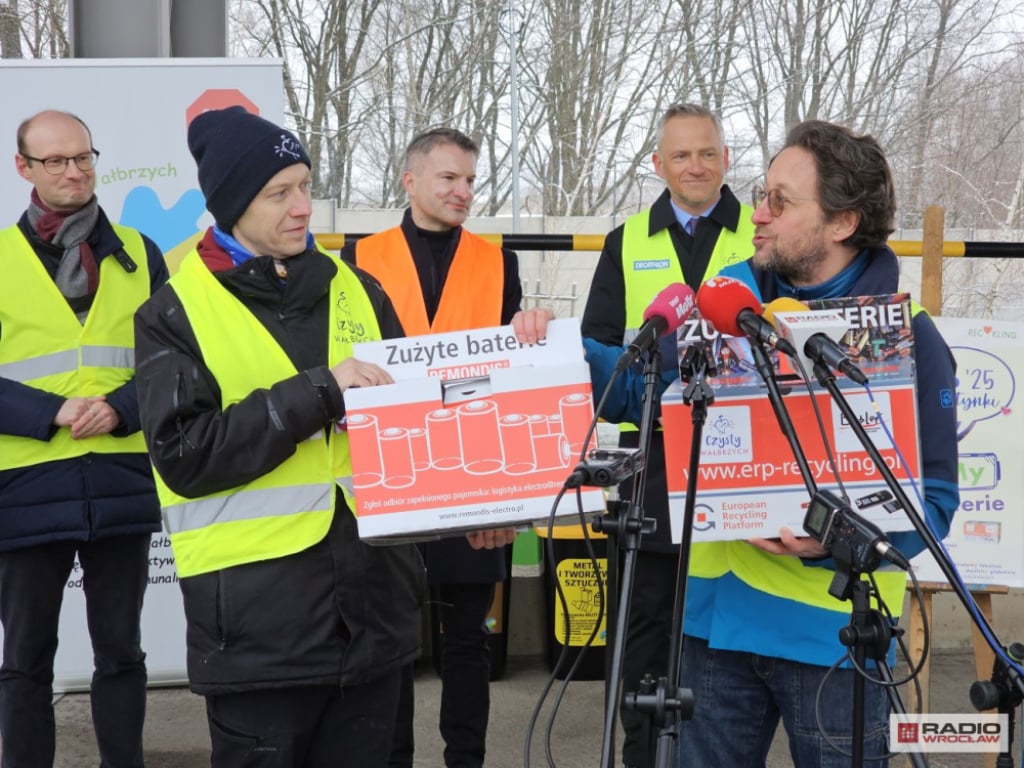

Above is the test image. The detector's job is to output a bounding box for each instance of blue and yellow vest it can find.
[721,300,931,625]
[691,258,930,663]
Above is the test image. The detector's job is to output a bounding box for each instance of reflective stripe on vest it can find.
[163,480,333,533]
[156,248,381,577]
[355,226,503,335]
[0,223,150,470]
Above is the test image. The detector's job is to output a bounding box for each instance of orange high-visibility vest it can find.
[355,226,503,333]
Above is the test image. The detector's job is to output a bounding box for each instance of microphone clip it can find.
[568,448,646,488]
[679,340,717,407]
[803,488,909,600]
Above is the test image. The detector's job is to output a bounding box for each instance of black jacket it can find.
[134,239,423,693]
[0,208,165,551]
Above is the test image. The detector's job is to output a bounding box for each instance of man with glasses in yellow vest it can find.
[134,108,522,767]
[341,127,551,768]
[0,110,167,768]
[580,103,754,768]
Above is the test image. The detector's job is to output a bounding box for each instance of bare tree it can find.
[230,0,380,202]
[350,0,510,211]
[1,0,68,58]
[516,0,703,216]
[0,0,24,58]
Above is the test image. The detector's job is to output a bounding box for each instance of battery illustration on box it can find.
[499,414,536,475]
[963,521,1001,543]
[426,408,461,470]
[457,400,504,475]
[360,395,581,482]
[347,413,384,487]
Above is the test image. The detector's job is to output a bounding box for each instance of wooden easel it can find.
[903,206,1007,768]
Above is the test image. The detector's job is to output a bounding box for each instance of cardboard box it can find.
[662,294,923,542]
[344,319,605,541]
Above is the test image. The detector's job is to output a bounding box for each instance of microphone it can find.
[765,299,868,385]
[615,282,696,372]
[695,276,796,355]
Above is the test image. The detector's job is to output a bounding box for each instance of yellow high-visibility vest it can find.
[0,224,150,470]
[154,248,381,577]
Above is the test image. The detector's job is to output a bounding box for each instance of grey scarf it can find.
[26,192,100,321]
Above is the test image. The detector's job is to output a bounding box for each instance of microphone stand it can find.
[595,347,661,768]
[812,360,1023,764]
[748,340,819,496]
[626,342,716,768]
[749,343,925,767]
[970,642,1024,767]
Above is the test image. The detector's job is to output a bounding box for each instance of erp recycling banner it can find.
[911,317,1023,587]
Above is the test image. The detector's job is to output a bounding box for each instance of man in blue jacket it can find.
[585,119,959,767]
[672,120,960,767]
[0,110,166,767]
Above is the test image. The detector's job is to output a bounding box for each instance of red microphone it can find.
[615,282,696,371]
[695,276,796,355]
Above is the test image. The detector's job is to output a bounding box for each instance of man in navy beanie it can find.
[133,106,519,767]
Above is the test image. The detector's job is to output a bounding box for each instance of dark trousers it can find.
[0,534,151,768]
[619,549,678,768]
[206,670,402,768]
[391,581,494,768]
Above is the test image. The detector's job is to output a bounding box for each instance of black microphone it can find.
[805,334,868,385]
[615,282,696,372]
[695,276,796,355]
[766,299,868,385]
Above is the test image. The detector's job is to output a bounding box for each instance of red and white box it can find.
[662,293,923,542]
[344,318,604,541]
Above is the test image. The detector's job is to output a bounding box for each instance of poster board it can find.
[911,317,1024,587]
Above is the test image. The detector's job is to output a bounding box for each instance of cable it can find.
[866,383,1024,682]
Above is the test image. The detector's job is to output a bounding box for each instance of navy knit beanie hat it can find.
[187,106,311,232]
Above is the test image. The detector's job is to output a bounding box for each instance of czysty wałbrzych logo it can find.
[890,714,1008,753]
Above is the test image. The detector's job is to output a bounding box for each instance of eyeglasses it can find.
[21,149,100,175]
[752,184,815,217]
